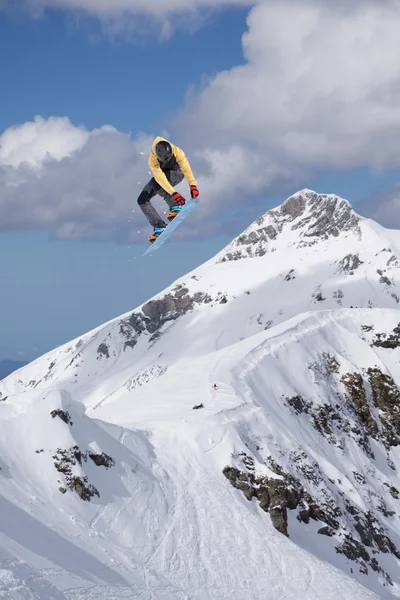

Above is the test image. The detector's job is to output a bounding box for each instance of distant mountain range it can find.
[0,359,27,380]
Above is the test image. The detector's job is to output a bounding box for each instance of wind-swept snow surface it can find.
[1,190,400,599]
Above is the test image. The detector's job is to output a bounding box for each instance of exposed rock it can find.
[142,295,179,334]
[254,484,270,511]
[286,395,311,414]
[222,467,254,501]
[341,373,378,439]
[128,314,146,335]
[312,288,326,302]
[50,409,73,426]
[97,343,110,359]
[387,254,399,268]
[218,191,361,262]
[337,254,364,275]
[384,484,399,500]
[322,353,340,375]
[264,225,278,240]
[88,452,115,468]
[367,367,400,448]
[354,512,400,557]
[193,403,204,410]
[284,269,296,281]
[312,405,338,437]
[124,340,137,351]
[372,323,400,349]
[142,290,212,334]
[318,526,334,537]
[119,288,212,345]
[333,289,344,305]
[286,487,298,510]
[377,269,392,286]
[281,193,306,219]
[268,478,288,536]
[291,192,360,239]
[353,471,366,485]
[223,462,322,538]
[337,535,370,563]
[71,476,100,501]
[53,444,114,501]
[286,394,346,443]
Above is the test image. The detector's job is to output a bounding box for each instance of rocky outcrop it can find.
[267,478,289,535]
[52,445,114,501]
[288,360,400,452]
[218,190,361,262]
[372,323,400,349]
[367,368,400,448]
[341,373,379,439]
[223,456,328,538]
[88,452,115,468]
[224,447,399,585]
[337,253,364,275]
[288,191,361,239]
[50,409,73,425]
[97,343,110,359]
[119,284,212,347]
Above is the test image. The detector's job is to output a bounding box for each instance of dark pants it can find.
[137,170,184,228]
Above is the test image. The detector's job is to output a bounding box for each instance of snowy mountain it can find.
[1,189,400,600]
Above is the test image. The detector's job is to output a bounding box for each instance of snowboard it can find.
[143,198,200,256]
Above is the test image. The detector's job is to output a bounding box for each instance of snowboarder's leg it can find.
[158,170,185,221]
[158,170,185,209]
[137,179,168,229]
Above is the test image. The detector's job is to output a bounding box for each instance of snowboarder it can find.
[137,136,200,243]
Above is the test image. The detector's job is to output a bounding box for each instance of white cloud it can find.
[0,116,89,169]
[2,0,255,39]
[175,0,400,210]
[357,184,400,229]
[4,1,400,241]
[8,0,253,14]
[0,117,158,241]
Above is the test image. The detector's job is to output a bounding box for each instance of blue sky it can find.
[1,1,400,362]
[0,7,246,361]
[0,8,247,133]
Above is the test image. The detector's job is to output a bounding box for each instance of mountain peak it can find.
[219,189,361,262]
[280,189,359,237]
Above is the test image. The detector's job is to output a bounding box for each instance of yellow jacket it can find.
[148,136,197,196]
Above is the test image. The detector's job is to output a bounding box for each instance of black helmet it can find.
[155,140,172,163]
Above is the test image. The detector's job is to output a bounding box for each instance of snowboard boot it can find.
[148,225,166,243]
[167,205,184,222]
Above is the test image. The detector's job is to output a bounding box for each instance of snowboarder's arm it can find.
[173,146,197,187]
[148,153,176,195]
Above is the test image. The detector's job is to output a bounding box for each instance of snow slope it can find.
[0,190,400,599]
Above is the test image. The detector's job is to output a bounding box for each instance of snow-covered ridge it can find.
[216,189,362,262]
[0,190,400,599]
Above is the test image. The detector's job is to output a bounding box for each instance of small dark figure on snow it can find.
[137,136,199,243]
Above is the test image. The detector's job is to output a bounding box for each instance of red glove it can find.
[173,192,186,206]
[190,185,199,199]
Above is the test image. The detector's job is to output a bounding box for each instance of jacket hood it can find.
[151,136,171,153]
